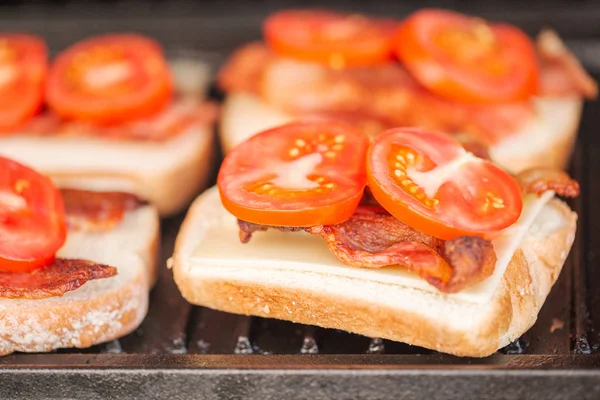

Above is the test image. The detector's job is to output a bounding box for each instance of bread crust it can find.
[219,93,583,174]
[489,100,582,173]
[0,206,159,356]
[171,191,576,357]
[0,257,148,356]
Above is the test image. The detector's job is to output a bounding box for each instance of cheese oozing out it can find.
[189,187,560,304]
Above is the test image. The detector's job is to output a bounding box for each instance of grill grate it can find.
[1,1,600,398]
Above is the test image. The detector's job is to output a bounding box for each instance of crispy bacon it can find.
[218,42,274,94]
[61,189,147,232]
[219,29,597,144]
[218,43,535,144]
[238,206,496,293]
[13,98,218,142]
[0,259,116,299]
[515,168,580,197]
[537,29,598,99]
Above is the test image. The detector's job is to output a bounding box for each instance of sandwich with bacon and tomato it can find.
[0,156,158,355]
[218,8,597,173]
[170,120,579,357]
[0,33,217,216]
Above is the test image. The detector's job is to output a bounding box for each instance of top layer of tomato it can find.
[0,156,67,272]
[0,33,174,132]
[263,8,540,104]
[218,121,523,239]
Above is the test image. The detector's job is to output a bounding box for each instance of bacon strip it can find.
[13,98,219,142]
[218,29,597,144]
[515,168,580,197]
[61,189,147,232]
[306,207,496,292]
[0,259,116,299]
[537,29,598,99]
[238,206,496,293]
[218,41,274,94]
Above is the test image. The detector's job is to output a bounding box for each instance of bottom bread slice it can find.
[171,188,577,357]
[0,205,159,355]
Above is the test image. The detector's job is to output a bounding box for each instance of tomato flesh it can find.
[367,128,523,240]
[264,9,397,67]
[394,9,539,104]
[0,156,67,272]
[0,34,47,132]
[218,120,369,226]
[46,34,173,125]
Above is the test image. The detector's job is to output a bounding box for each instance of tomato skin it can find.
[367,128,523,240]
[0,34,47,132]
[264,9,397,67]
[0,156,67,272]
[218,120,369,227]
[220,189,364,228]
[394,9,539,104]
[46,34,172,125]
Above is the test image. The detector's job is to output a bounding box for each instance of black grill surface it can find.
[1,1,600,399]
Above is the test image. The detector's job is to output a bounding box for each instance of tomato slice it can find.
[264,9,397,67]
[0,156,67,272]
[218,120,369,226]
[394,9,539,104]
[46,34,173,125]
[367,128,523,240]
[0,34,47,132]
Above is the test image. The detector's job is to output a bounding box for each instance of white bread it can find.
[170,187,577,357]
[0,204,159,356]
[0,58,215,216]
[219,92,583,175]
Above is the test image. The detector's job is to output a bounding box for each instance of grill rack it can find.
[1,1,600,398]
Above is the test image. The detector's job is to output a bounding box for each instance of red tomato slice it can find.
[264,9,397,67]
[0,34,47,132]
[367,128,523,240]
[218,120,369,226]
[0,156,67,272]
[46,34,173,125]
[394,9,539,104]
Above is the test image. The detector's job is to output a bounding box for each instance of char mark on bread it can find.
[238,206,496,293]
[515,168,580,197]
[61,189,148,232]
[0,259,117,299]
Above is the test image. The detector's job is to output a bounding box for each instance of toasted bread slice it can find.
[170,187,576,357]
[0,58,215,216]
[0,203,159,356]
[220,92,582,175]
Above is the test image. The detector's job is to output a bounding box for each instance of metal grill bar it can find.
[187,310,253,354]
[580,98,600,353]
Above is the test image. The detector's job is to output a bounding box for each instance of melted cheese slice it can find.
[190,188,558,304]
